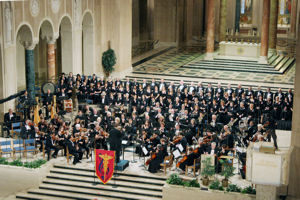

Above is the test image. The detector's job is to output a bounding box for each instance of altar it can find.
[219,41,261,58]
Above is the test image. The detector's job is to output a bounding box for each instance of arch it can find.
[82,11,95,75]
[58,14,73,32]
[82,9,94,23]
[16,24,34,91]
[37,18,55,39]
[15,23,34,45]
[57,16,73,74]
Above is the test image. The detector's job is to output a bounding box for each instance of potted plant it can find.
[201,157,215,186]
[219,159,235,187]
[102,44,116,77]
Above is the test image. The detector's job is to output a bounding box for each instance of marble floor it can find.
[131,46,295,89]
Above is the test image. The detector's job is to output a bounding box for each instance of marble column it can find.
[47,41,56,82]
[234,0,240,32]
[288,13,300,199]
[268,0,278,55]
[25,48,35,101]
[205,0,215,60]
[219,0,227,41]
[290,0,298,36]
[259,0,270,64]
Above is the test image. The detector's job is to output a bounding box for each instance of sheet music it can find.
[176,144,184,152]
[173,149,181,159]
[142,146,148,156]
[122,140,128,145]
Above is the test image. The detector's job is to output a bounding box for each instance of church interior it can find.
[0,0,300,199]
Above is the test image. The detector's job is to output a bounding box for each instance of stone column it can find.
[290,0,298,36]
[288,14,300,199]
[205,0,215,60]
[268,0,278,55]
[25,45,35,101]
[259,0,270,64]
[47,41,56,82]
[234,0,240,32]
[219,0,227,41]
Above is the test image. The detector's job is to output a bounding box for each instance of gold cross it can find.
[99,154,113,181]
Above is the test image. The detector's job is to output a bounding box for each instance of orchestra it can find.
[5,73,292,173]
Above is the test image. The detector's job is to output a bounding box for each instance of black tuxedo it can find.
[45,135,59,160]
[109,127,123,163]
[66,139,82,164]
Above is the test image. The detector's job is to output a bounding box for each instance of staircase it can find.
[16,165,165,200]
[182,55,295,75]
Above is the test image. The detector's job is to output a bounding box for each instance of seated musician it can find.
[66,135,83,165]
[57,127,67,156]
[20,120,35,139]
[178,138,204,172]
[34,127,45,152]
[45,132,60,161]
[78,132,90,159]
[148,144,166,173]
[219,125,234,149]
[4,108,17,137]
[43,89,53,119]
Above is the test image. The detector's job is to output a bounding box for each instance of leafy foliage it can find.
[0,158,46,169]
[219,159,235,180]
[166,173,184,185]
[23,159,47,169]
[0,157,9,165]
[102,48,116,74]
[241,186,256,195]
[226,184,242,193]
[201,157,215,178]
[209,180,224,191]
[166,174,200,188]
[9,159,23,166]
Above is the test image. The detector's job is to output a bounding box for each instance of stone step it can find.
[46,174,163,191]
[36,184,161,200]
[41,179,163,198]
[274,56,289,71]
[53,164,166,181]
[186,62,277,71]
[49,168,165,185]
[26,188,118,200]
[16,192,66,200]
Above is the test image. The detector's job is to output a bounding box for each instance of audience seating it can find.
[24,139,38,157]
[0,140,14,158]
[160,155,174,174]
[11,122,22,139]
[12,139,25,159]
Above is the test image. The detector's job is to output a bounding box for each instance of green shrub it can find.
[209,180,221,190]
[166,173,184,186]
[23,159,46,169]
[241,186,256,195]
[209,180,224,191]
[219,159,235,180]
[227,184,242,193]
[9,159,23,166]
[166,174,200,188]
[201,157,215,178]
[0,157,9,165]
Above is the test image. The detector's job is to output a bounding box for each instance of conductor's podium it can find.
[115,160,129,171]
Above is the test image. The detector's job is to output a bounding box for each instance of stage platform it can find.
[115,160,129,171]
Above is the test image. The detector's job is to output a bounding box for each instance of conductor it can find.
[109,117,123,164]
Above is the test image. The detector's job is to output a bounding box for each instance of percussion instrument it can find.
[64,99,73,112]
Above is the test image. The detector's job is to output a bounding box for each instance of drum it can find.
[64,99,73,112]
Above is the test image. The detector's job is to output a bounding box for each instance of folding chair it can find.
[160,155,174,174]
[12,139,25,159]
[186,157,201,177]
[66,147,73,164]
[11,122,22,139]
[0,140,14,158]
[24,139,38,158]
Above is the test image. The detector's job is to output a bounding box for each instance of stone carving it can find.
[30,0,40,17]
[51,0,61,14]
[4,2,12,44]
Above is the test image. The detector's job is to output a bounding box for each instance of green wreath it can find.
[102,48,116,74]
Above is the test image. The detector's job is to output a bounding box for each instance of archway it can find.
[36,20,55,84]
[16,24,33,92]
[0,43,4,115]
[82,12,94,75]
[58,16,73,74]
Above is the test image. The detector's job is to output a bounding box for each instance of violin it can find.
[145,152,157,166]
[171,135,183,145]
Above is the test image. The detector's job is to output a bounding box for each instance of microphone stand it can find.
[131,135,137,163]
[92,140,98,186]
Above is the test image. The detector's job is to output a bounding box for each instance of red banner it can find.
[95,149,115,184]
